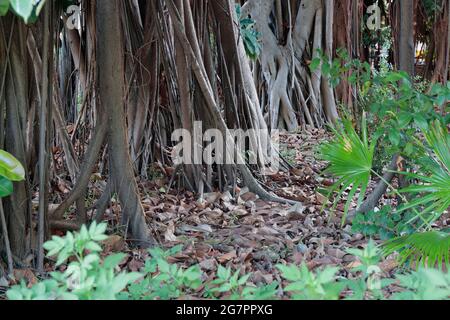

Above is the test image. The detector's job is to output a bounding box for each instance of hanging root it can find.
[50,118,107,221]
[166,0,301,207]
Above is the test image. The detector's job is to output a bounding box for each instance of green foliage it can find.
[0,0,46,23]
[235,4,261,60]
[0,176,13,198]
[205,265,278,300]
[382,231,450,269]
[344,240,393,300]
[6,225,450,300]
[316,51,450,271]
[0,149,25,198]
[7,222,143,300]
[277,264,343,300]
[352,206,416,240]
[366,76,450,159]
[0,149,25,182]
[276,239,448,300]
[124,245,203,300]
[7,224,277,300]
[392,268,450,300]
[397,122,450,227]
[311,49,372,88]
[421,0,446,17]
[314,51,450,158]
[320,114,376,222]
[0,0,9,15]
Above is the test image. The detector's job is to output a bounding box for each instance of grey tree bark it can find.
[399,0,415,76]
[96,0,155,247]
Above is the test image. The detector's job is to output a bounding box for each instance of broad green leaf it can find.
[0,150,25,181]
[414,114,429,130]
[0,176,13,198]
[385,72,406,83]
[103,253,126,269]
[388,128,400,146]
[276,264,302,282]
[317,267,339,284]
[6,289,23,300]
[0,0,9,16]
[111,272,143,294]
[84,241,102,252]
[9,0,34,22]
[310,58,321,72]
[398,112,413,128]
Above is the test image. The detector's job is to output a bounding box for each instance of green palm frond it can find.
[382,231,450,268]
[320,114,377,222]
[398,122,450,226]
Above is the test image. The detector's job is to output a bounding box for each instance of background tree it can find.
[0,0,449,273]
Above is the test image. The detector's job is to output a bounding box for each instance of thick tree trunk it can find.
[96,0,154,247]
[430,1,450,84]
[399,0,415,76]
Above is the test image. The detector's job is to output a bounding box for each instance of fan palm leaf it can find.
[320,114,377,223]
[382,231,450,269]
[398,122,450,226]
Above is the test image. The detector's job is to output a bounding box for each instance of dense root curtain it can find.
[241,0,339,130]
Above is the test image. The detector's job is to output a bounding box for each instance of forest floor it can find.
[0,128,422,298]
[77,129,401,294]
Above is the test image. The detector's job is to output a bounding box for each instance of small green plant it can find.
[315,52,450,269]
[277,263,344,300]
[344,240,393,300]
[235,4,261,60]
[204,265,278,300]
[392,268,450,300]
[6,223,450,300]
[7,222,142,300]
[352,206,416,240]
[123,245,203,300]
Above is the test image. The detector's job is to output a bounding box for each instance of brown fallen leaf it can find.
[346,260,362,269]
[218,251,237,264]
[379,259,399,273]
[315,192,329,205]
[13,269,38,287]
[164,221,178,242]
[128,258,144,272]
[199,259,217,271]
[102,235,125,252]
[327,248,347,259]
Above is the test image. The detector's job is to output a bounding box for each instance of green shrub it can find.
[6,225,450,300]
[315,52,450,269]
[7,222,142,300]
